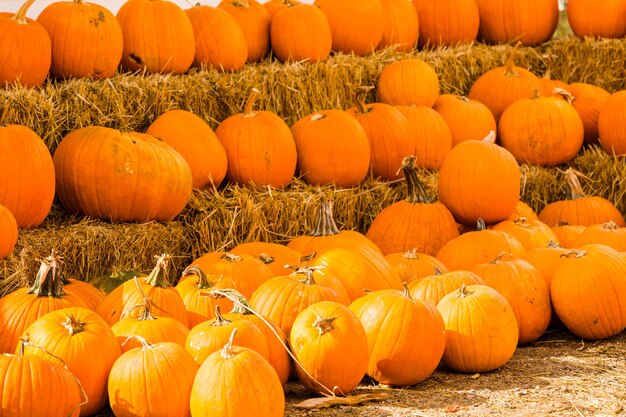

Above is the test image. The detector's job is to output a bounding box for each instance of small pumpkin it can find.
[598,90,626,156]
[413,0,479,47]
[433,94,496,147]
[175,266,233,327]
[377,58,440,107]
[230,242,303,276]
[408,268,486,307]
[385,248,449,284]
[491,217,560,251]
[573,221,626,252]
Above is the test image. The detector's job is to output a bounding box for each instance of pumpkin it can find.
[538,69,569,98]
[346,88,412,181]
[190,329,284,417]
[218,0,270,63]
[508,200,539,221]
[117,0,194,74]
[437,284,519,373]
[437,132,521,225]
[37,0,123,79]
[573,221,626,252]
[551,245,626,340]
[377,58,440,107]
[249,265,350,334]
[0,124,55,228]
[468,44,541,122]
[499,91,584,167]
[290,109,371,187]
[385,248,449,284]
[146,109,228,189]
[378,0,419,52]
[289,301,368,395]
[185,5,248,71]
[349,286,446,386]
[491,217,560,251]
[0,252,88,353]
[270,4,332,63]
[436,219,526,271]
[472,256,551,344]
[216,88,297,188]
[567,0,626,39]
[475,0,559,46]
[413,0,479,47]
[175,266,233,327]
[108,339,198,417]
[62,278,105,310]
[395,105,452,169]
[408,268,486,307]
[567,83,611,146]
[230,242,303,276]
[0,349,82,417]
[0,205,17,259]
[315,0,384,56]
[54,126,192,222]
[538,168,626,227]
[0,0,51,88]
[598,90,626,156]
[264,0,302,18]
[20,307,121,416]
[521,241,569,288]
[433,94,496,147]
[551,223,587,248]
[366,156,459,256]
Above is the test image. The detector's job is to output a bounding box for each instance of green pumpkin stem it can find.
[13,0,35,24]
[401,156,433,204]
[563,168,588,200]
[353,86,374,114]
[27,250,66,298]
[310,201,341,237]
[211,305,232,326]
[62,315,86,335]
[243,88,260,117]
[143,254,172,288]
[476,218,487,231]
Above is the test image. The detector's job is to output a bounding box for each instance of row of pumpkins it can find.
[1,195,626,416]
[2,0,626,87]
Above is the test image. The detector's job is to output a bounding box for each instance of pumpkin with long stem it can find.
[175,266,233,327]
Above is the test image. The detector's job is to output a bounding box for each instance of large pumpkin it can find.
[53,126,192,222]
[598,90,626,156]
[437,132,521,225]
[433,94,496,147]
[378,0,419,52]
[413,0,479,47]
[0,0,51,87]
[567,0,626,39]
[0,124,55,228]
[37,0,123,79]
[0,205,17,259]
[218,0,270,63]
[377,58,440,107]
[116,0,195,74]
[366,156,459,256]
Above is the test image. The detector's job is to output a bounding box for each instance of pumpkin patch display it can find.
[378,0,419,52]
[413,0,480,47]
[218,0,271,63]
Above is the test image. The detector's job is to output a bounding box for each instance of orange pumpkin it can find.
[598,90,626,156]
[218,0,270,63]
[230,241,303,276]
[413,0,479,47]
[377,58,440,107]
[567,83,611,146]
[61,278,105,310]
[0,205,17,259]
[521,241,570,288]
[175,266,234,327]
[264,0,302,18]
[378,0,419,52]
[385,248,449,284]
[433,94,496,147]
[567,0,626,39]
[551,223,586,248]
[573,221,626,252]
[508,200,539,221]
[408,269,486,307]
[491,217,560,251]
[538,69,569,98]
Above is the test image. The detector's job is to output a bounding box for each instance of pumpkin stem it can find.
[310,201,341,237]
[482,130,497,144]
[563,168,587,200]
[182,265,215,290]
[504,42,522,75]
[433,266,444,275]
[220,328,239,359]
[258,253,274,265]
[313,315,337,335]
[27,250,66,298]
[120,277,168,320]
[546,240,562,248]
[211,305,232,326]
[122,335,152,350]
[231,0,251,7]
[310,113,326,122]
[62,315,86,335]
[352,86,374,114]
[401,248,419,260]
[401,281,411,299]
[221,253,243,263]
[602,221,619,230]
[489,251,508,264]
[12,0,35,24]
[476,218,487,231]
[457,284,474,298]
[300,252,318,263]
[513,217,531,228]
[400,156,433,204]
[143,254,172,288]
[560,249,588,259]
[243,88,260,117]
[291,265,325,285]
[552,87,575,104]
[218,289,251,315]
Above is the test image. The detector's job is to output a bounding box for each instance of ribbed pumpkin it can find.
[230,242,303,276]
[436,219,526,271]
[175,266,233,327]
[346,89,412,181]
[37,0,122,79]
[499,91,584,167]
[249,266,350,334]
[551,245,626,340]
[54,126,192,222]
[366,156,459,256]
[216,88,297,188]
[598,90,626,156]
[472,256,551,344]
[349,287,446,386]
[475,0,559,46]
[108,339,198,417]
[0,253,88,354]
[20,307,121,416]
[0,124,55,228]
[508,200,539,221]
[437,284,519,373]
[146,109,228,189]
[0,350,82,417]
[396,105,452,169]
[117,0,195,74]
[290,301,368,395]
[270,4,332,63]
[521,242,570,288]
[377,58,440,107]
[62,278,105,311]
[0,0,51,88]
[551,223,586,248]
[491,217,560,251]
[378,0,419,52]
[408,269,486,307]
[468,44,541,122]
[291,109,371,187]
[385,248,449,284]
[186,5,248,71]
[190,330,284,417]
[218,0,270,63]
[433,94,496,147]
[0,205,17,259]
[573,222,626,252]
[315,0,384,56]
[438,132,521,225]
[413,0,479,47]
[567,83,611,145]
[567,0,626,39]
[538,168,626,227]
